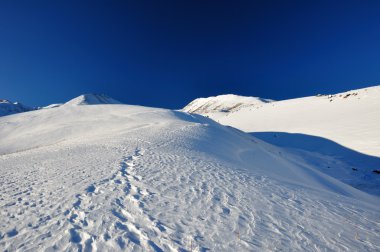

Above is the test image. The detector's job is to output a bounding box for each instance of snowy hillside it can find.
[184,86,380,195]
[183,94,272,121]
[0,95,379,251]
[0,99,34,117]
[183,86,380,156]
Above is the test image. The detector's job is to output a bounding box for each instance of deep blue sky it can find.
[1,0,380,108]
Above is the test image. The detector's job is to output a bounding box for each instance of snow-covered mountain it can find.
[183,86,380,156]
[64,93,122,106]
[183,94,273,117]
[0,94,379,251]
[184,86,380,195]
[0,99,35,117]
[0,93,122,118]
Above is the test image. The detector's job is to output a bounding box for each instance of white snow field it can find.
[0,95,379,251]
[184,86,380,195]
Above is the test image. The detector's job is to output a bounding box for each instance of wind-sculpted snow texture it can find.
[0,101,379,251]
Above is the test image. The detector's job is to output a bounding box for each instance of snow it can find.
[64,93,122,106]
[183,86,380,195]
[0,99,34,117]
[183,94,272,121]
[0,95,379,251]
[42,103,63,109]
[0,93,120,117]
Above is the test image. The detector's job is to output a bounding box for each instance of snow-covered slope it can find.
[184,86,380,195]
[64,93,122,106]
[0,97,379,251]
[0,99,34,117]
[183,94,272,121]
[184,86,380,156]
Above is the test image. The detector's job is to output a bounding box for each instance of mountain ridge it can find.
[183,85,380,156]
[0,99,35,117]
[0,93,123,117]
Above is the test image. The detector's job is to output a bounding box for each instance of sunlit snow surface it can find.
[184,86,380,196]
[0,102,379,251]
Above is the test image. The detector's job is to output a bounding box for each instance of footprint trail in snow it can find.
[1,103,379,251]
[61,148,177,252]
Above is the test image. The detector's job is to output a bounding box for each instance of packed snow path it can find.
[0,104,379,251]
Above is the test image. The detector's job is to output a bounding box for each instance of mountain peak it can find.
[0,99,34,117]
[64,94,122,106]
[183,94,272,114]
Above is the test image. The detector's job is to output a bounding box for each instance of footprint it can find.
[86,185,96,193]
[6,228,18,237]
[73,194,82,208]
[103,232,111,241]
[115,221,128,231]
[148,240,164,252]
[84,237,96,252]
[126,231,141,245]
[154,221,167,232]
[69,228,81,243]
[222,207,231,215]
[116,237,126,249]
[114,179,123,185]
[112,209,128,222]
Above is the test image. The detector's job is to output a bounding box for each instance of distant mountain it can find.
[0,94,123,117]
[0,99,35,117]
[183,94,273,120]
[64,93,122,106]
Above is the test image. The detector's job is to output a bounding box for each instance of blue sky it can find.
[1,0,380,108]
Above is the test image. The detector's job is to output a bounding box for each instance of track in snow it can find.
[61,148,177,252]
[1,104,379,251]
